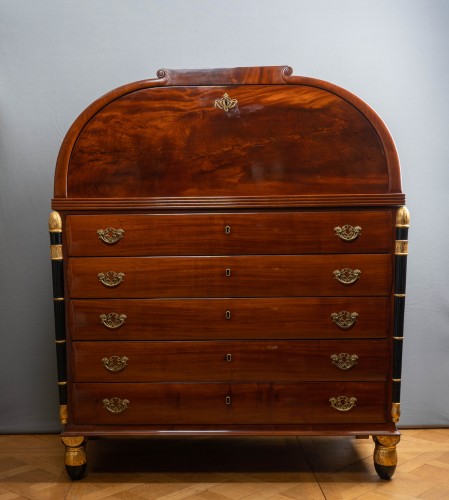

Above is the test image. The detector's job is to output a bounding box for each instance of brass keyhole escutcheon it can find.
[225,225,231,235]
[225,268,231,277]
[225,396,232,405]
[226,353,232,362]
[225,310,231,320]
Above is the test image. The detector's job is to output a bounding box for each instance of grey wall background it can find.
[1,0,448,432]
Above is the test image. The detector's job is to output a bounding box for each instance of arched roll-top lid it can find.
[53,66,403,210]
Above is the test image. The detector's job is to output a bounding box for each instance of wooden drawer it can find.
[69,297,390,340]
[71,382,387,425]
[66,211,393,256]
[71,340,389,382]
[67,255,392,298]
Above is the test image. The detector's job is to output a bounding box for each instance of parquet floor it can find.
[0,429,448,499]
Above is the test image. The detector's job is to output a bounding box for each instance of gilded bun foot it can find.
[62,436,88,480]
[373,435,400,480]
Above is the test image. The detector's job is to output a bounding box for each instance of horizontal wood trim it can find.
[52,194,405,211]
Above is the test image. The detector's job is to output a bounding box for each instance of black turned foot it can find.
[373,435,400,480]
[374,463,396,480]
[61,436,88,480]
[65,463,87,480]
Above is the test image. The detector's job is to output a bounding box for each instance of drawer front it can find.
[69,297,390,340]
[67,255,392,298]
[71,340,389,382]
[66,211,393,256]
[71,382,387,425]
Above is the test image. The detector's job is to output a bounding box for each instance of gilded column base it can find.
[61,436,88,480]
[372,435,400,480]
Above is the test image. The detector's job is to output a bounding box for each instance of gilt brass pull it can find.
[225,268,231,277]
[334,225,362,241]
[331,311,358,329]
[103,397,129,414]
[329,396,357,412]
[100,313,127,329]
[97,227,124,244]
[225,225,231,235]
[101,355,129,372]
[225,310,231,320]
[330,353,359,370]
[225,396,232,405]
[333,268,361,285]
[98,271,125,287]
[225,353,232,362]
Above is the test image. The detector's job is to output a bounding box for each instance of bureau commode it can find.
[49,66,409,480]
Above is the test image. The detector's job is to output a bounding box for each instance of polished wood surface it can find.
[51,66,406,478]
[67,254,392,298]
[66,211,393,256]
[53,66,402,200]
[66,85,389,198]
[69,297,391,340]
[72,382,387,425]
[71,340,389,382]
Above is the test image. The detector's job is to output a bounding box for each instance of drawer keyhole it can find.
[225,268,231,277]
[226,353,232,362]
[225,310,231,320]
[225,396,232,405]
[225,225,231,235]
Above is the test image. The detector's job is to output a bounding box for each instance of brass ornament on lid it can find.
[214,93,238,112]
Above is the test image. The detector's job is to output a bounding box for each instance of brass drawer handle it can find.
[225,395,232,405]
[225,268,231,277]
[329,396,357,412]
[331,311,358,329]
[334,225,361,241]
[333,268,361,285]
[103,397,129,414]
[330,353,359,370]
[225,310,231,320]
[225,353,232,362]
[225,225,231,235]
[97,227,124,244]
[98,271,125,287]
[101,355,129,372]
[100,313,127,329]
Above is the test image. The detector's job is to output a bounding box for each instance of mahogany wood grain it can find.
[65,86,388,198]
[66,211,393,256]
[67,255,392,298]
[71,382,387,425]
[71,340,389,383]
[55,67,401,198]
[69,297,391,340]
